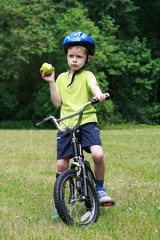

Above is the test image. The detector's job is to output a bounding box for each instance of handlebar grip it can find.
[91,95,110,105]
[91,98,99,105]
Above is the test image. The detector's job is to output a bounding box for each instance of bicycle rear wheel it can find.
[54,169,99,226]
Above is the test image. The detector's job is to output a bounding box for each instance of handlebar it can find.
[36,95,109,133]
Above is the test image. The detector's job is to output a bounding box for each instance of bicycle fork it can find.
[71,131,88,198]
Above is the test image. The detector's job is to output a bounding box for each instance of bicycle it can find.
[36,96,114,226]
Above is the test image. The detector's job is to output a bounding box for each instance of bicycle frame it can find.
[70,130,88,198]
[36,96,109,200]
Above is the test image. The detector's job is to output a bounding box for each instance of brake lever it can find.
[36,115,53,126]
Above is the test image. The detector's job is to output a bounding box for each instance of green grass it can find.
[0,128,160,240]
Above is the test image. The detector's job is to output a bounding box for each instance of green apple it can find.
[41,63,53,75]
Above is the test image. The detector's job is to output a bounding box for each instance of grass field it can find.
[0,128,160,240]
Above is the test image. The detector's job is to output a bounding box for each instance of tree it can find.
[0,0,159,126]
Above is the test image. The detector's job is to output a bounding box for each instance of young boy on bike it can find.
[40,32,113,217]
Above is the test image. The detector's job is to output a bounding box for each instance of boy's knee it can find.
[57,158,69,172]
[92,151,104,163]
[91,148,104,164]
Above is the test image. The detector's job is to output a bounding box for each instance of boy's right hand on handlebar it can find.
[93,93,110,103]
[40,67,55,84]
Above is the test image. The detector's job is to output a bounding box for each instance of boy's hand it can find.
[91,85,109,103]
[40,67,61,107]
[40,67,55,83]
[93,93,110,103]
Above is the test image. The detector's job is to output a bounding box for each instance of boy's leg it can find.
[53,131,72,219]
[89,145,105,180]
[56,157,70,173]
[89,145,112,203]
[52,157,70,219]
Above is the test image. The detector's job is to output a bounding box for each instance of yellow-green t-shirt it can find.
[55,70,98,127]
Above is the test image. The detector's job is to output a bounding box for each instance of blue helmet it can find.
[62,32,95,55]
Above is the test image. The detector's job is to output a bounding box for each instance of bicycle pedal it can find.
[100,201,115,207]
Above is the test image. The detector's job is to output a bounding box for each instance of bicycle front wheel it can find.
[54,169,99,226]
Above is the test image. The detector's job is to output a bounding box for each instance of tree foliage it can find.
[0,0,159,127]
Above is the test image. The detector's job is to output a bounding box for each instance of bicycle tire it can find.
[54,169,99,226]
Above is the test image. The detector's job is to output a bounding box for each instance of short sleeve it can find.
[86,71,98,88]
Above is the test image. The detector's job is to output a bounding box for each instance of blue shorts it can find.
[57,122,101,160]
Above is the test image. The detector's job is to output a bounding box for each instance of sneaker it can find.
[97,187,112,203]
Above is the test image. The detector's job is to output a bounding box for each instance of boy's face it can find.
[67,46,91,73]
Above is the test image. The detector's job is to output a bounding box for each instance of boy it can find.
[40,32,112,217]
